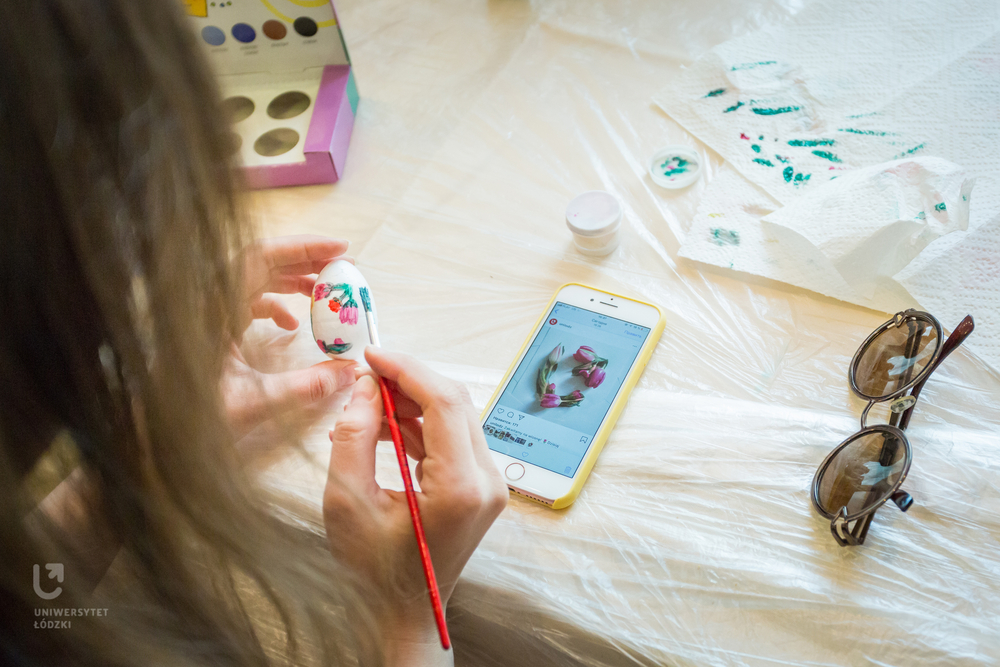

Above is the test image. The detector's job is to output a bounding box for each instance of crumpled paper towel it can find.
[761,158,974,300]
[896,213,1000,373]
[679,162,947,314]
[657,0,1000,371]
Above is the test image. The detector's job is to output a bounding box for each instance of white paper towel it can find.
[657,0,1000,371]
[680,164,918,313]
[762,158,974,300]
[896,213,1000,371]
[655,0,1000,213]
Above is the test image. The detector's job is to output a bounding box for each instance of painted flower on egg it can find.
[314,283,333,301]
[317,338,352,354]
[340,304,358,325]
[315,282,359,326]
[311,259,378,364]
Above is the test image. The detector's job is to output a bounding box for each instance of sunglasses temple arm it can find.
[899,315,975,431]
[853,512,874,544]
[831,508,873,547]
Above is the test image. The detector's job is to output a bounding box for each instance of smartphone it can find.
[480,283,665,509]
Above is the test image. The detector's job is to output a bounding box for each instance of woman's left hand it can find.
[223,235,358,437]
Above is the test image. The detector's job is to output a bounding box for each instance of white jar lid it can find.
[649,145,700,189]
[565,190,622,237]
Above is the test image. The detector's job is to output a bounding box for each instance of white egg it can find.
[310,260,378,363]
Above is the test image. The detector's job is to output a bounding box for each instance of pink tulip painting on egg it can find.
[340,303,358,325]
[313,282,334,301]
[313,282,360,326]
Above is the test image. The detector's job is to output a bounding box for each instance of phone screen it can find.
[483,302,651,478]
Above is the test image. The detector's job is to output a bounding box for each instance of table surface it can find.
[245,1,1000,665]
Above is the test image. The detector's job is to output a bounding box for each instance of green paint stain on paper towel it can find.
[752,106,799,115]
[895,143,926,159]
[731,61,776,70]
[935,202,947,212]
[753,158,775,167]
[724,101,744,113]
[705,88,726,97]
[751,144,761,153]
[788,139,834,147]
[812,150,842,162]
[783,166,794,182]
[838,128,892,136]
[711,228,740,246]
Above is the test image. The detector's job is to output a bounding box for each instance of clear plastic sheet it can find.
[245,1,1000,664]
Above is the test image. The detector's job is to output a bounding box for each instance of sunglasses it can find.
[811,310,975,546]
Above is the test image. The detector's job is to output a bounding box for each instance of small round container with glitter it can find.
[565,190,622,257]
[649,145,700,189]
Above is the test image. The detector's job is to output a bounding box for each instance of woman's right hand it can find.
[322,347,508,664]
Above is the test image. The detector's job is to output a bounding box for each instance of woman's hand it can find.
[323,347,508,664]
[223,235,357,437]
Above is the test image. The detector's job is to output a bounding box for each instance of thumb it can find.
[261,360,356,415]
[328,375,383,497]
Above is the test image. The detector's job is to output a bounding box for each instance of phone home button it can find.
[505,463,525,481]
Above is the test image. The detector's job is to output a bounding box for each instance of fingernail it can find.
[350,375,377,404]
[339,367,357,387]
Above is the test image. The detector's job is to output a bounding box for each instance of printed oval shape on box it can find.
[311,260,378,363]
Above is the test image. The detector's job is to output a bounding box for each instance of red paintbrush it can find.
[360,287,450,650]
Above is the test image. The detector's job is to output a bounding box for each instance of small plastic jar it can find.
[565,190,622,257]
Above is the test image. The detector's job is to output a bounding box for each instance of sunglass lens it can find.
[854,318,938,398]
[817,430,907,518]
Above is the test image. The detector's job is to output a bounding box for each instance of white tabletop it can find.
[247,1,1000,664]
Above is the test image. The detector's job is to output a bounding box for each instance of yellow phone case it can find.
[480,283,666,509]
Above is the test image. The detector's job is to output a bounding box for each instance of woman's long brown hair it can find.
[0,1,381,664]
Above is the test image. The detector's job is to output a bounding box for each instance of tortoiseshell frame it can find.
[811,310,975,547]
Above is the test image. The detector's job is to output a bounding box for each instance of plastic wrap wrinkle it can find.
[247,0,1000,665]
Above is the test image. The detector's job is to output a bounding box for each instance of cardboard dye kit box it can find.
[183,0,358,188]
